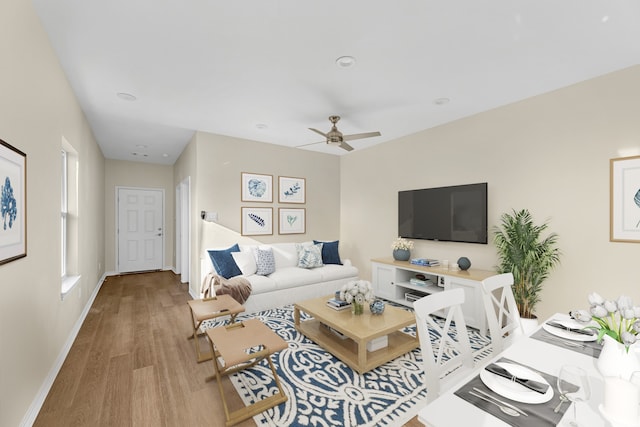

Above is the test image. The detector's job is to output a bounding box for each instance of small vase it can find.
[393,249,410,261]
[597,334,640,381]
[352,302,364,315]
[370,299,385,315]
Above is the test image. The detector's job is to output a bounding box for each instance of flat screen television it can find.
[398,182,488,244]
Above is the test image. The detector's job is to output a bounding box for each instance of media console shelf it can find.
[371,258,497,334]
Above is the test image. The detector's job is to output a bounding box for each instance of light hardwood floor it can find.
[34,271,422,426]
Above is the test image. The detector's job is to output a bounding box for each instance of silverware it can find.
[554,394,569,413]
[468,391,520,417]
[546,321,595,336]
[472,387,528,416]
[544,333,586,348]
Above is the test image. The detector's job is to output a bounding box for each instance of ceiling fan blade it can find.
[339,141,354,152]
[342,131,381,142]
[308,128,328,138]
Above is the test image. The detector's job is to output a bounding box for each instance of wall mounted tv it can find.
[398,182,488,244]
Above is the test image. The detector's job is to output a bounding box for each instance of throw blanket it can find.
[201,273,252,305]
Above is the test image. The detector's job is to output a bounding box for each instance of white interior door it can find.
[117,187,164,273]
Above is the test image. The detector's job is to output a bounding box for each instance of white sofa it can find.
[201,242,359,314]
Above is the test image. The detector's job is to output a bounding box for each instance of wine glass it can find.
[557,365,591,426]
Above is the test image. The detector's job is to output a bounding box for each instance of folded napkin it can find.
[485,364,550,394]
[546,321,595,336]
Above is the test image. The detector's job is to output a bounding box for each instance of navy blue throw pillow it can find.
[313,240,342,265]
[207,244,242,279]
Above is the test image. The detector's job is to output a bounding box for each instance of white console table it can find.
[371,258,496,335]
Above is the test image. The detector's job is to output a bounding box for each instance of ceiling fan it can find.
[299,115,381,152]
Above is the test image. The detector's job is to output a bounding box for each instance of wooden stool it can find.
[187,294,245,362]
[206,319,288,426]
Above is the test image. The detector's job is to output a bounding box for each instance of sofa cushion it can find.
[244,274,278,295]
[315,264,360,282]
[269,267,323,290]
[231,251,257,276]
[296,243,324,268]
[254,247,276,276]
[313,239,342,265]
[207,245,242,279]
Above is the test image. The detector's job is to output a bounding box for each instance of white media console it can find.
[371,258,497,335]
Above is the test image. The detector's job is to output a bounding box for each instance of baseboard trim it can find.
[20,272,110,427]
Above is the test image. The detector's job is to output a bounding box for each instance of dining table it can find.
[416,313,631,427]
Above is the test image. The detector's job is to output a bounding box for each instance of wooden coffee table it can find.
[293,295,419,373]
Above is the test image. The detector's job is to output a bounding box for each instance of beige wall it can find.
[188,131,342,294]
[0,1,105,425]
[342,65,640,322]
[104,159,176,272]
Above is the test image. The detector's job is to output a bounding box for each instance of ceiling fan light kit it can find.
[299,115,381,152]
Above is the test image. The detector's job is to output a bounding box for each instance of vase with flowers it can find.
[340,280,375,315]
[391,237,414,261]
[571,292,640,380]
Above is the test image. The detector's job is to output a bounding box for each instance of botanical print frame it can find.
[0,139,27,265]
[278,176,306,204]
[610,155,640,243]
[241,172,273,203]
[279,208,305,235]
[241,207,273,236]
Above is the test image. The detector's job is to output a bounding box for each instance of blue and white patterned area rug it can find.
[203,304,492,427]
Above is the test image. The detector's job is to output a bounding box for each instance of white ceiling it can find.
[32,1,640,165]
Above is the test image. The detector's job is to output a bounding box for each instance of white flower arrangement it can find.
[339,280,375,306]
[391,237,414,251]
[571,292,640,349]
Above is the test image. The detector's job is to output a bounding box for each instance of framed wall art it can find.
[278,176,305,204]
[279,208,305,235]
[241,207,273,236]
[241,172,273,203]
[0,138,27,265]
[610,155,640,243]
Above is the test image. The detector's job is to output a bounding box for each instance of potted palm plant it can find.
[493,209,561,320]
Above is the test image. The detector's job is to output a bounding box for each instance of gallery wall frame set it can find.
[241,207,273,236]
[0,138,27,265]
[241,172,273,203]
[610,155,640,243]
[279,208,305,234]
[278,176,305,204]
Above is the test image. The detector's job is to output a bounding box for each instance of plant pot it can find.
[597,334,640,381]
[392,249,410,261]
[519,316,539,336]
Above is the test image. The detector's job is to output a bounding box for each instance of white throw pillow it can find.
[253,247,276,276]
[231,251,257,276]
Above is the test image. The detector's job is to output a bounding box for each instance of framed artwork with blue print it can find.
[241,207,273,236]
[241,172,272,203]
[611,155,640,243]
[278,176,305,204]
[279,208,305,234]
[0,138,26,265]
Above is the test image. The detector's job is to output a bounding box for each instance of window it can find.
[61,138,80,299]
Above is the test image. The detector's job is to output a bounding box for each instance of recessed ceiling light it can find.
[117,92,137,101]
[602,15,610,23]
[136,144,148,149]
[434,97,450,105]
[162,153,169,158]
[336,56,356,68]
[255,123,268,130]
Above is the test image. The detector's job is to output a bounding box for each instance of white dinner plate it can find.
[542,319,598,342]
[480,362,554,404]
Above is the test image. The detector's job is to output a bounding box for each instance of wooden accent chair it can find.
[206,319,288,426]
[414,288,475,403]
